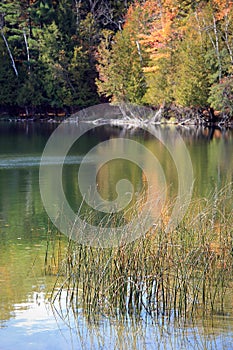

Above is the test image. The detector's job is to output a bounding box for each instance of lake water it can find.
[0,121,233,349]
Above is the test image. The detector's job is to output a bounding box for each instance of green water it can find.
[0,121,233,349]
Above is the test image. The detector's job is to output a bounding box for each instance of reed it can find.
[47,184,233,321]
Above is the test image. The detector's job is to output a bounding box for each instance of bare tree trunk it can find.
[202,15,222,82]
[223,15,233,64]
[89,0,99,17]
[195,11,204,49]
[74,0,82,28]
[23,29,30,71]
[212,15,222,82]
[1,29,18,77]
[136,40,143,64]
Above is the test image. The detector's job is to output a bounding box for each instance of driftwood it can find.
[0,103,232,127]
[153,104,233,127]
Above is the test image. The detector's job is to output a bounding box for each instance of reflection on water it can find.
[0,122,233,349]
[1,290,233,350]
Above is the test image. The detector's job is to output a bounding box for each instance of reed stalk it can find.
[46,184,233,321]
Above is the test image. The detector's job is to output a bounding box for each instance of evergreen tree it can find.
[173,15,210,107]
[96,28,146,103]
[0,37,18,106]
[1,0,233,114]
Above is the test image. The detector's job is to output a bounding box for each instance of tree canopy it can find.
[0,0,233,116]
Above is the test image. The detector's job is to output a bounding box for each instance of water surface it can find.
[0,121,233,349]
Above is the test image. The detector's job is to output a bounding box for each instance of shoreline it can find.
[0,104,233,128]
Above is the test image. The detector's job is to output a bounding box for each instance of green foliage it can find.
[1,0,233,114]
[0,0,102,112]
[36,20,98,108]
[96,29,146,103]
[31,0,55,26]
[173,24,210,107]
[208,76,233,114]
[142,55,175,106]
[78,12,98,47]
[0,39,18,105]
[16,67,47,108]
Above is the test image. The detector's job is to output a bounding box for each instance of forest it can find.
[0,0,233,119]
